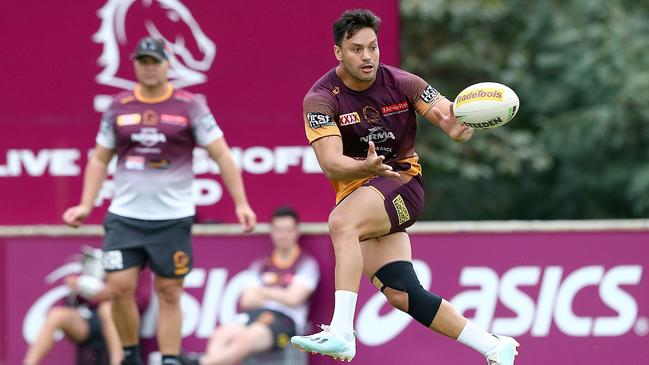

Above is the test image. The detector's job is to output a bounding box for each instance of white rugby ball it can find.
[453,82,519,129]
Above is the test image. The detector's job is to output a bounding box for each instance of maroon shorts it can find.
[363,174,424,234]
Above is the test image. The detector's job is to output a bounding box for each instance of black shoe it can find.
[178,352,202,365]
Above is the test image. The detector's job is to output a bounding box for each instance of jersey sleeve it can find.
[95,108,116,149]
[304,92,340,144]
[189,96,224,146]
[292,255,320,291]
[398,71,446,116]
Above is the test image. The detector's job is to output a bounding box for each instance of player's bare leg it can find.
[197,323,273,365]
[291,186,390,361]
[362,232,518,364]
[154,275,184,358]
[97,301,124,365]
[23,307,89,365]
[329,187,391,288]
[106,267,141,364]
[205,324,247,360]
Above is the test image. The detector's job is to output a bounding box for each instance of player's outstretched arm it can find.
[312,136,399,181]
[423,99,474,143]
[62,145,114,227]
[205,137,256,232]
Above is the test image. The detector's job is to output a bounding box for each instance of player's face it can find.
[335,27,380,85]
[270,216,300,251]
[134,56,169,88]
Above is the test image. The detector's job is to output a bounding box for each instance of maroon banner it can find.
[3,228,648,365]
[0,0,399,224]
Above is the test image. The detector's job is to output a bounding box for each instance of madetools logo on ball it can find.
[455,88,504,106]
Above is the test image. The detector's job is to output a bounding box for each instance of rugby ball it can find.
[453,82,519,129]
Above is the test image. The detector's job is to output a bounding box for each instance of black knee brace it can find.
[373,260,442,327]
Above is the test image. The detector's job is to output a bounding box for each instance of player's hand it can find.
[365,141,400,178]
[62,205,92,228]
[235,203,256,233]
[432,103,474,143]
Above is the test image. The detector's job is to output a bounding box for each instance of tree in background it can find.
[400,0,649,219]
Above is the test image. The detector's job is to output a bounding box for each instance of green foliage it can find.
[400,0,649,219]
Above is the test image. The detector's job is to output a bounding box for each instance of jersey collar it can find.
[134,83,174,104]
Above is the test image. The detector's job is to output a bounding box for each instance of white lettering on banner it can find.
[451,267,499,330]
[193,146,321,175]
[239,147,274,174]
[449,265,643,338]
[595,265,642,336]
[0,149,80,177]
[530,266,562,336]
[23,286,72,343]
[93,178,222,207]
[23,266,253,343]
[1,147,321,178]
[22,263,646,345]
[492,266,540,335]
[139,268,254,338]
[192,179,223,206]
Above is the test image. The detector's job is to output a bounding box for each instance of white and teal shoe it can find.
[290,325,356,362]
[485,335,520,365]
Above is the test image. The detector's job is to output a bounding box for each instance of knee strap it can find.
[373,260,442,327]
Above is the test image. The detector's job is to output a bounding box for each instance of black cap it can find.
[132,37,168,62]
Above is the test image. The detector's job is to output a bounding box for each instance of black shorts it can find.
[77,307,104,347]
[246,309,297,350]
[364,174,424,234]
[102,212,194,278]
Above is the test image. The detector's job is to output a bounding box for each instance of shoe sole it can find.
[291,343,354,362]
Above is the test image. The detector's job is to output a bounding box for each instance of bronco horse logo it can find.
[93,0,216,111]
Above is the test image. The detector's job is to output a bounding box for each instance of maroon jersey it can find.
[304,64,445,203]
[96,85,223,219]
[246,247,320,331]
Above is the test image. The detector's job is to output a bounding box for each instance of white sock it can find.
[456,321,499,355]
[329,290,358,340]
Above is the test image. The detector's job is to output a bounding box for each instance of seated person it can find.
[182,207,320,365]
[23,248,123,365]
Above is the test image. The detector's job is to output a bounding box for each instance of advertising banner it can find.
[0,0,399,224]
[2,229,647,365]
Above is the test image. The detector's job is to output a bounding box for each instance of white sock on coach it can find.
[457,321,500,355]
[329,290,358,340]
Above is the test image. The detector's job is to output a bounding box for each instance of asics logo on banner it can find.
[306,113,334,129]
[339,112,361,126]
[356,263,646,347]
[131,128,167,147]
[419,85,441,104]
[93,0,216,112]
[449,265,644,337]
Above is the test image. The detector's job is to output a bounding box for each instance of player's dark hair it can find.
[272,206,299,223]
[333,9,381,47]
